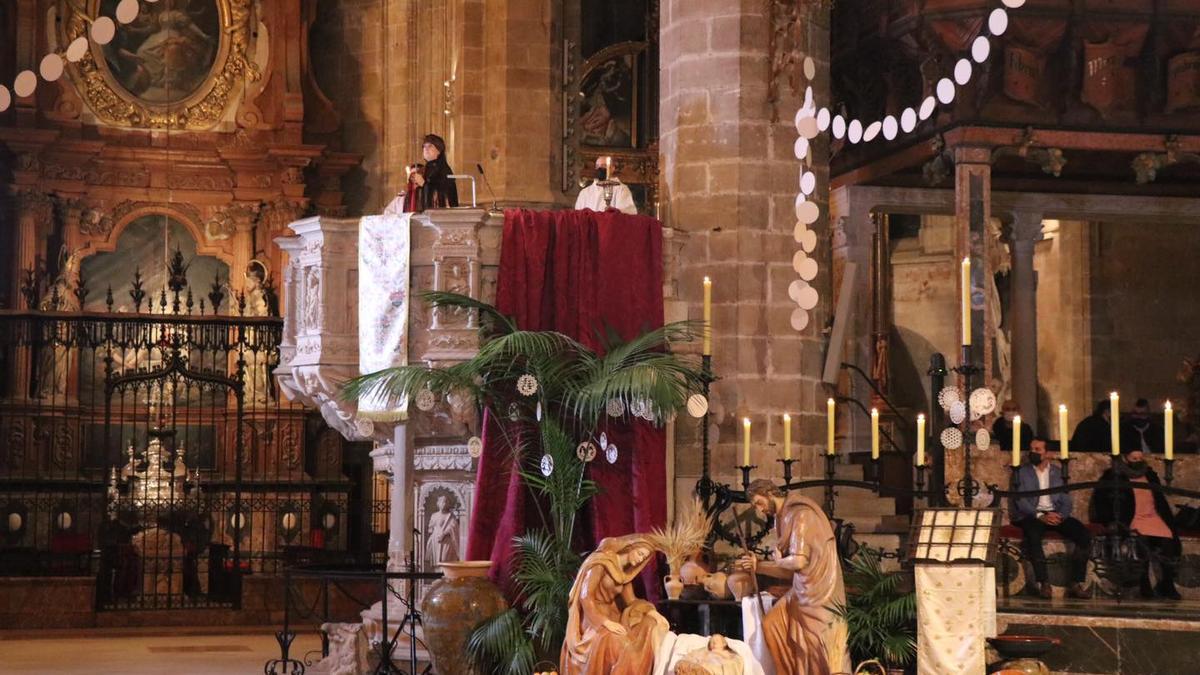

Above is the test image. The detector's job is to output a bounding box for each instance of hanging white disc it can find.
[687,394,709,418]
[791,252,809,275]
[790,308,810,331]
[941,427,964,450]
[796,115,819,140]
[831,115,846,139]
[900,108,917,133]
[13,71,36,98]
[467,436,484,458]
[799,228,818,253]
[793,136,809,160]
[789,279,807,303]
[797,257,819,281]
[816,108,831,131]
[605,444,619,464]
[40,54,64,82]
[796,285,820,310]
[0,86,9,113]
[536,401,543,421]
[607,398,625,417]
[116,0,141,23]
[975,429,993,450]
[800,171,817,195]
[793,222,809,243]
[1002,0,1026,7]
[795,199,819,225]
[863,120,882,142]
[936,78,956,104]
[91,16,117,45]
[803,56,816,80]
[919,96,937,120]
[988,8,1009,36]
[954,59,973,86]
[66,37,90,63]
[599,432,608,450]
[971,36,991,64]
[949,401,967,425]
[540,454,554,476]
[937,386,961,410]
[847,119,863,144]
[882,115,898,140]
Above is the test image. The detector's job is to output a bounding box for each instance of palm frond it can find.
[339,361,478,405]
[420,291,518,336]
[467,608,537,675]
[832,547,917,669]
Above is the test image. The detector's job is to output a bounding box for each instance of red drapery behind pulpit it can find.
[465,208,667,600]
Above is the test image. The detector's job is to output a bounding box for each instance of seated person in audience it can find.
[1010,438,1091,599]
[1094,447,1181,600]
[993,399,1034,453]
[1129,398,1164,453]
[1071,398,1139,453]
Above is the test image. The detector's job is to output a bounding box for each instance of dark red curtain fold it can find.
[465,208,666,599]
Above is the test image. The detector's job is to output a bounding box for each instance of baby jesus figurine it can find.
[675,635,744,675]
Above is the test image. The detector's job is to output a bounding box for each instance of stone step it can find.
[833,492,898,517]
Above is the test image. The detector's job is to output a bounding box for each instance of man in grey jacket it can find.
[1010,438,1092,599]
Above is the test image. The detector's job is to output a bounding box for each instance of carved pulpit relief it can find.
[413,445,474,575]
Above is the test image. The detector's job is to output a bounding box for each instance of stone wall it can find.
[660,0,832,500]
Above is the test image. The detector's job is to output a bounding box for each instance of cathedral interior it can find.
[2,1,1200,674]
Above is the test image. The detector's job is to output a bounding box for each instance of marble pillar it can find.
[1008,212,1043,430]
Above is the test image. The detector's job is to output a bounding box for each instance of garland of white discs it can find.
[788,0,1025,332]
[0,0,148,113]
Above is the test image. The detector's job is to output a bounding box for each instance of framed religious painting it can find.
[578,42,645,149]
[58,0,258,129]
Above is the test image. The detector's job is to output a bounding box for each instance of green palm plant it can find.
[342,291,706,673]
[832,547,917,670]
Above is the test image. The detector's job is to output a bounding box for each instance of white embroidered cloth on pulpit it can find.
[915,564,996,675]
[358,214,411,420]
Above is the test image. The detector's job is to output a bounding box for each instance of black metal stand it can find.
[777,458,796,485]
[1060,456,1072,486]
[824,453,837,514]
[952,344,983,506]
[737,465,756,492]
[1165,458,1176,486]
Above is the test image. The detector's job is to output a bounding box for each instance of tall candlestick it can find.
[961,257,972,347]
[916,414,926,467]
[1058,404,1069,460]
[1110,392,1120,456]
[742,417,751,466]
[826,398,836,456]
[1165,401,1174,461]
[871,408,880,461]
[1012,415,1022,468]
[783,413,792,460]
[702,276,712,356]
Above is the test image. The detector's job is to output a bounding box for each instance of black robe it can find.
[421,156,459,210]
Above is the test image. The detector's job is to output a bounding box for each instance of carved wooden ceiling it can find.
[830,0,1200,193]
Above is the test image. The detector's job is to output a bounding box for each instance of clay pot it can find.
[421,561,508,675]
[664,574,685,600]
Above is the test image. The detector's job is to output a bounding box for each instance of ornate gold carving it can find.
[260,198,307,232]
[205,201,261,241]
[62,0,260,130]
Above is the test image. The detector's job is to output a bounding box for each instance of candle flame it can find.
[743,417,751,428]
[1059,404,1067,412]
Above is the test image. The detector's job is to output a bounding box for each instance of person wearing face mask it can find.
[993,399,1034,453]
[575,156,638,215]
[1094,447,1181,599]
[1010,438,1092,599]
[1129,398,1164,453]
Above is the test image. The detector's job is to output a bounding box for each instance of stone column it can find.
[660,1,832,488]
[13,189,52,308]
[1008,212,1043,430]
[952,146,992,377]
[226,203,262,299]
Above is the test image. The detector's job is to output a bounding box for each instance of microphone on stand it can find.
[477,163,499,213]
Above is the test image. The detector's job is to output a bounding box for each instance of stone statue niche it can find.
[416,483,468,572]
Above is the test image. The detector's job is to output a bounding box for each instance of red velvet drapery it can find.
[465,208,667,599]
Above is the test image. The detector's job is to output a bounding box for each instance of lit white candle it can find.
[961,257,972,347]
[827,398,836,456]
[702,277,712,356]
[1058,404,1069,460]
[1110,392,1120,456]
[916,414,926,467]
[783,413,792,460]
[871,408,880,461]
[742,417,751,466]
[1012,415,1022,468]
[1165,401,1174,461]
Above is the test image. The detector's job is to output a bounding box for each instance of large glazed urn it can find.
[421,561,508,674]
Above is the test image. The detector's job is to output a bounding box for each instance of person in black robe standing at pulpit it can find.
[403,133,459,212]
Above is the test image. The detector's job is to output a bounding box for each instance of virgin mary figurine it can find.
[560,535,670,675]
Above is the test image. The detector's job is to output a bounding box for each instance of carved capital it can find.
[15,190,55,223]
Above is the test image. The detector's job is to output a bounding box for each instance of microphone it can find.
[477,163,499,212]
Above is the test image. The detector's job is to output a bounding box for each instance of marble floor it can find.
[0,627,323,674]
[998,594,1200,621]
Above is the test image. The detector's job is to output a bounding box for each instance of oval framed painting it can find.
[61,0,255,128]
[96,0,223,105]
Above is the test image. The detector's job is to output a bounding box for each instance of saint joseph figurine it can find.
[737,480,851,675]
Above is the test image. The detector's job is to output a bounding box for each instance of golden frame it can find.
[60,0,259,129]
